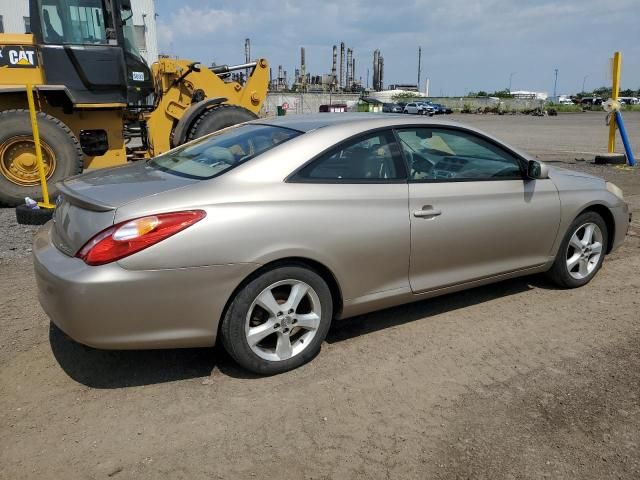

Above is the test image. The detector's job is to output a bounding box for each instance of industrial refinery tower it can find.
[267,40,365,93]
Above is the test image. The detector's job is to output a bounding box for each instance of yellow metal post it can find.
[25,84,54,209]
[608,52,622,153]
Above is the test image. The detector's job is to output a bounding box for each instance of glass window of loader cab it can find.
[149,124,302,180]
[39,0,109,45]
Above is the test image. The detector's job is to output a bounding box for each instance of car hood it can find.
[548,165,604,181]
[58,161,198,211]
[547,165,605,189]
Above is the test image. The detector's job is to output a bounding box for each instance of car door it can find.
[290,129,411,302]
[396,126,561,293]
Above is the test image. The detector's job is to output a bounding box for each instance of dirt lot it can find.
[1,113,639,479]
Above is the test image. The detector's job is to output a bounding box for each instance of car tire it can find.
[546,211,608,288]
[220,265,333,375]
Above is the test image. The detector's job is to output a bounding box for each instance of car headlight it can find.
[606,182,624,201]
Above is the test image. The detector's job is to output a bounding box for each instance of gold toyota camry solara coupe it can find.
[34,114,631,374]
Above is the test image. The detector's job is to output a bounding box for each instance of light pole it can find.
[508,72,516,92]
[582,75,588,93]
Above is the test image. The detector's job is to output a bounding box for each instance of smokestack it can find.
[331,45,338,90]
[339,42,345,89]
[245,38,251,79]
[352,57,356,88]
[346,48,353,89]
[417,46,422,89]
[300,47,306,88]
[373,49,379,92]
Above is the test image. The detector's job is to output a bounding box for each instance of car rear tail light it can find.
[77,210,206,266]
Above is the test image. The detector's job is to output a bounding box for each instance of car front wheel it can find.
[546,211,608,288]
[220,265,333,375]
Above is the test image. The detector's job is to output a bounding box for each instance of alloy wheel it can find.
[245,279,322,361]
[566,222,603,280]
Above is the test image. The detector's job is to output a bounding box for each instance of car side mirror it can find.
[527,160,549,179]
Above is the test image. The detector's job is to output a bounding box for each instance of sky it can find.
[154,0,640,96]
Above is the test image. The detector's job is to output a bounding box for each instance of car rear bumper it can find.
[33,222,257,349]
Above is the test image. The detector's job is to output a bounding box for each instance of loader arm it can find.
[145,58,269,156]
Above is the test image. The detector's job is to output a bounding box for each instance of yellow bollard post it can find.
[608,52,621,153]
[25,84,55,209]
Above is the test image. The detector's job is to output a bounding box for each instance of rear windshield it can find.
[149,124,302,180]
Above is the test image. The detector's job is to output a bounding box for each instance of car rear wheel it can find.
[220,266,333,375]
[546,211,608,288]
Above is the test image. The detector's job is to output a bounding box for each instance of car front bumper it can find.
[33,222,257,349]
[610,202,631,252]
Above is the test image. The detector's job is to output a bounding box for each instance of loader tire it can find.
[0,110,83,207]
[186,104,258,141]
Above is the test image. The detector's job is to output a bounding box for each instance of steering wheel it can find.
[410,153,436,179]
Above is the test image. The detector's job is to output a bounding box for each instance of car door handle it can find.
[413,206,442,218]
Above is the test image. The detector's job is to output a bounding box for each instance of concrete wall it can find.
[425,97,546,112]
[264,93,361,116]
[262,93,547,117]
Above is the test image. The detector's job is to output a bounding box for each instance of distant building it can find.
[387,84,419,92]
[511,90,548,101]
[0,0,158,65]
[369,88,426,103]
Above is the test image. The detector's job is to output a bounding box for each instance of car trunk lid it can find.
[51,162,198,256]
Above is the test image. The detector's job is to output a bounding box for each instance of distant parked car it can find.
[619,97,639,105]
[382,103,403,113]
[404,102,434,116]
[319,104,348,113]
[580,97,603,106]
[429,103,453,114]
[418,103,436,116]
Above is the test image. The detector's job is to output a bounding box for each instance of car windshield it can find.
[149,124,302,180]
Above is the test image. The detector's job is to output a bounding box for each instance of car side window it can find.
[396,128,523,181]
[296,130,405,182]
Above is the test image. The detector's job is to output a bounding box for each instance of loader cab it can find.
[29,0,154,106]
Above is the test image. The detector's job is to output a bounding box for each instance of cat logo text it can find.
[0,47,39,68]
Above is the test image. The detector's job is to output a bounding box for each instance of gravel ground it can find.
[0,209,38,260]
[1,113,639,479]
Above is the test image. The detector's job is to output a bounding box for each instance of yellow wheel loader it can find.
[0,0,269,206]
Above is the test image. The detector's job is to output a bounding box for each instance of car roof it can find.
[255,112,459,133]
[253,113,534,160]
